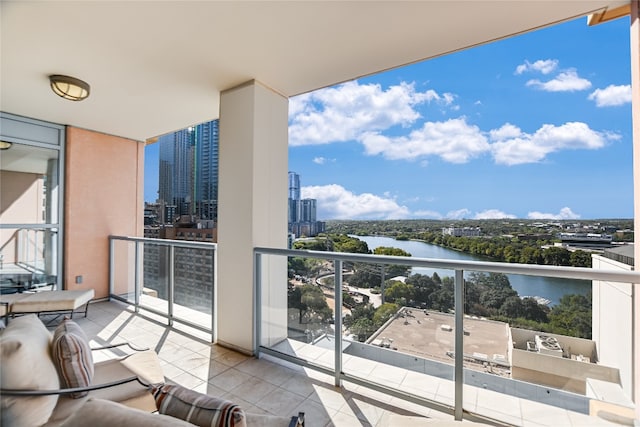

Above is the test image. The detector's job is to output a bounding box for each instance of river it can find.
[353,235,590,306]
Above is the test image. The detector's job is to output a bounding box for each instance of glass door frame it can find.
[0,112,65,290]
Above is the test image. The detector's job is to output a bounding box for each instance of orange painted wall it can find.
[64,127,143,298]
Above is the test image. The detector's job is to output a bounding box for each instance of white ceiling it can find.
[1,143,58,175]
[0,1,630,142]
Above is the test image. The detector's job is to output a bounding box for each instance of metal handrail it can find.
[254,246,640,283]
[109,235,217,250]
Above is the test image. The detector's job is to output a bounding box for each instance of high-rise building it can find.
[194,121,219,221]
[148,121,219,307]
[289,171,300,200]
[288,171,325,237]
[158,128,194,217]
[158,121,219,222]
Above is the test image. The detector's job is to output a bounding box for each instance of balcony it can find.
[106,235,638,425]
[2,2,639,425]
[61,300,490,426]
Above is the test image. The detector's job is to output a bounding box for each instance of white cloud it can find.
[442,93,456,105]
[290,79,615,168]
[313,157,325,165]
[526,69,591,92]
[515,59,558,75]
[288,92,313,117]
[360,119,615,166]
[527,207,581,220]
[588,84,632,107]
[489,123,523,141]
[474,209,516,219]
[490,122,616,165]
[301,184,410,220]
[288,81,454,146]
[413,210,443,219]
[360,118,490,163]
[445,209,471,220]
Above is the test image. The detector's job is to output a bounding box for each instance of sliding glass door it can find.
[0,113,64,292]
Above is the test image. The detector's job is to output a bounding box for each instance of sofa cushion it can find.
[51,319,94,398]
[46,351,163,426]
[151,384,247,427]
[0,314,60,426]
[60,398,194,427]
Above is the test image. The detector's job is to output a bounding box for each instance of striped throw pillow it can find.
[51,318,94,398]
[151,384,247,427]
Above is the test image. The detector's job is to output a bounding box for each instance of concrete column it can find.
[217,80,289,354]
[631,0,640,414]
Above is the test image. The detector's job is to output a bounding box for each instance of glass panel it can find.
[289,255,335,368]
[342,260,455,406]
[140,241,170,316]
[257,247,639,425]
[0,142,60,290]
[459,270,598,421]
[172,245,213,329]
[110,239,137,302]
[0,143,59,225]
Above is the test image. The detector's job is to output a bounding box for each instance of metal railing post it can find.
[134,241,140,313]
[168,244,175,327]
[254,252,262,356]
[380,264,386,305]
[212,246,217,343]
[34,229,39,271]
[454,268,464,421]
[108,237,114,298]
[334,259,343,387]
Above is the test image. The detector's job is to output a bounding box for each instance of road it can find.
[315,271,383,308]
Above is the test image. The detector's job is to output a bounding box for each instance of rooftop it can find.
[367,309,510,374]
[602,244,635,266]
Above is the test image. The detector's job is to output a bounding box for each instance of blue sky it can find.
[146,15,634,221]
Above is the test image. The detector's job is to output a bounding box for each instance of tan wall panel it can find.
[512,349,620,394]
[64,127,143,298]
[0,170,43,263]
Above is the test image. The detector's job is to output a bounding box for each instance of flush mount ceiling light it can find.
[49,74,90,101]
[0,141,12,150]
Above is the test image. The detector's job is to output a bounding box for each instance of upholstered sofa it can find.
[0,315,302,427]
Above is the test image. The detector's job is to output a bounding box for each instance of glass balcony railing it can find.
[254,247,640,425]
[0,226,59,293]
[109,236,215,336]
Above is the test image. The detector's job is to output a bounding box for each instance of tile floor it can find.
[62,300,620,427]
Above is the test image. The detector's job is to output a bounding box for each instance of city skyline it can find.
[288,171,325,237]
[156,121,219,222]
[146,15,634,220]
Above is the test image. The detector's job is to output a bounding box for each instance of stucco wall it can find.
[512,348,620,394]
[592,254,634,399]
[64,127,143,298]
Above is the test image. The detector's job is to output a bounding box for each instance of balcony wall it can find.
[64,127,144,297]
[512,348,620,394]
